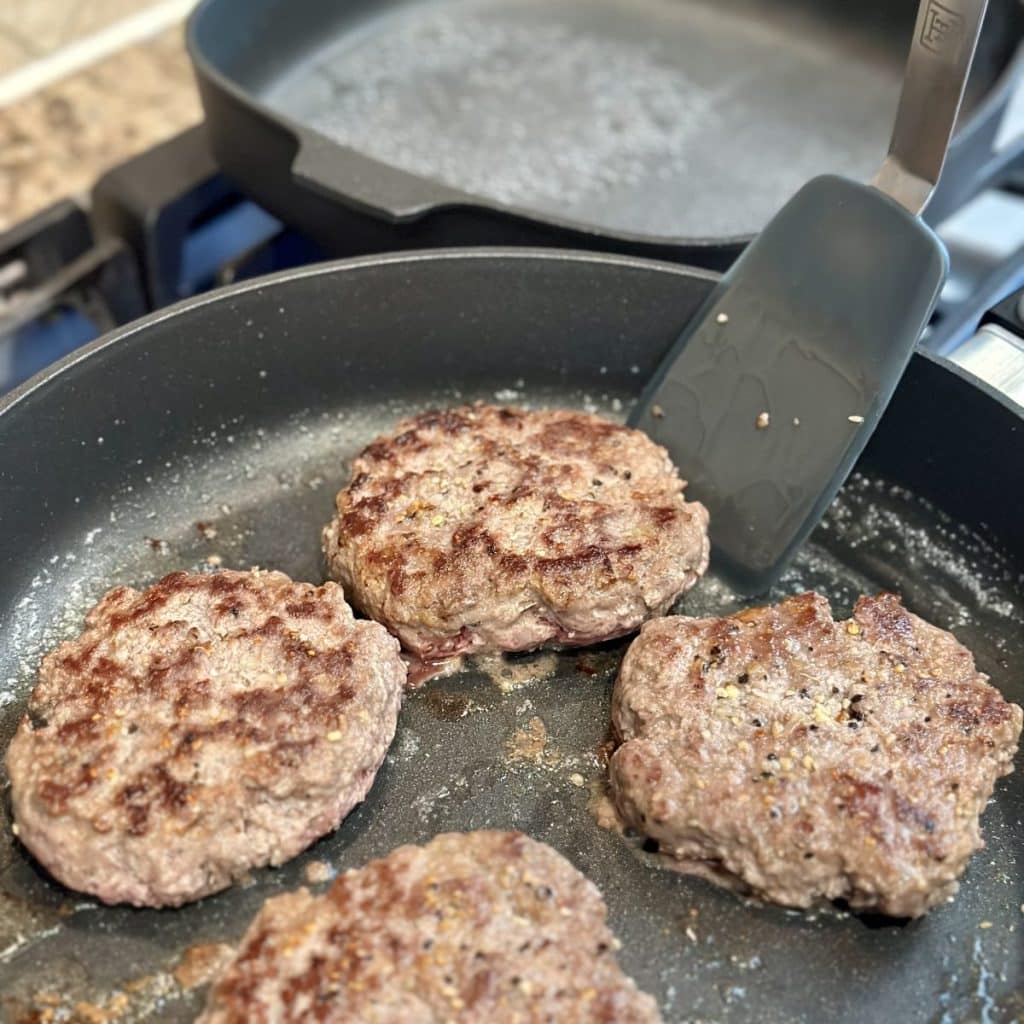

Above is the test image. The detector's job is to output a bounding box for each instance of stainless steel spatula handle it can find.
[873,0,989,215]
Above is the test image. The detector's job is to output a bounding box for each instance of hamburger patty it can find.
[5,570,406,907]
[322,404,709,660]
[199,830,662,1023]
[610,592,1022,918]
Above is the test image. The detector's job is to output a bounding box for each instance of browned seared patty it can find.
[610,592,1022,918]
[323,404,709,660]
[5,570,406,907]
[199,830,662,1024]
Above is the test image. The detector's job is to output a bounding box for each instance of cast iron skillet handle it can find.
[874,0,990,214]
[290,129,477,222]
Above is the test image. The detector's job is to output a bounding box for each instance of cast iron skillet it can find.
[187,0,1024,268]
[0,251,1022,1022]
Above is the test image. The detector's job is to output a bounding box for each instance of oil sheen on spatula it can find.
[632,0,988,594]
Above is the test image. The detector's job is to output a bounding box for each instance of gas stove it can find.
[2,124,1024,404]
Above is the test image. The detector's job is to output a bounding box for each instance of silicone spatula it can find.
[631,0,989,594]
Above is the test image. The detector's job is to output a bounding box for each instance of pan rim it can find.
[1,247,1020,434]
[1,248,718,416]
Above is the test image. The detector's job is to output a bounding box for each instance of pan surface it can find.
[189,0,1022,248]
[1,251,1022,1022]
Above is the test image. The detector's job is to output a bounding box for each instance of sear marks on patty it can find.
[610,592,1022,918]
[322,404,709,661]
[198,830,662,1024]
[5,570,406,908]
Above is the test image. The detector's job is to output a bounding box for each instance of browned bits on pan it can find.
[175,943,237,990]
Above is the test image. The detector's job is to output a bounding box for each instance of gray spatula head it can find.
[632,0,986,594]
[631,176,946,594]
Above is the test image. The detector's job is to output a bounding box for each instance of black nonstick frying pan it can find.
[1,251,1022,1022]
[187,0,1024,268]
